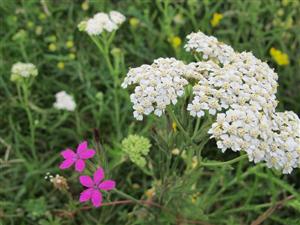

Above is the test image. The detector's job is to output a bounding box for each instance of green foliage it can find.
[0,0,300,225]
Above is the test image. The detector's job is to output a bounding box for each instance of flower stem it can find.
[167,108,190,141]
[200,154,247,167]
[113,188,142,206]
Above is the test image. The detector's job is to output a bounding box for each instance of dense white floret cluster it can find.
[209,108,300,174]
[187,52,278,118]
[121,58,189,120]
[11,62,38,82]
[185,31,235,65]
[53,91,76,111]
[79,11,125,35]
[122,31,300,173]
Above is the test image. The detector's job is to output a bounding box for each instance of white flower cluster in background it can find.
[11,62,38,82]
[53,91,76,112]
[121,58,189,120]
[122,31,300,173]
[78,11,125,35]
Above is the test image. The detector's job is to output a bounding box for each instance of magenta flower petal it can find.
[59,158,74,169]
[91,190,102,207]
[61,148,76,159]
[79,188,93,202]
[98,180,116,190]
[93,167,105,185]
[79,175,94,187]
[77,141,88,154]
[75,159,85,172]
[79,149,96,159]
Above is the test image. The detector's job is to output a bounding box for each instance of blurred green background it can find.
[0,0,300,224]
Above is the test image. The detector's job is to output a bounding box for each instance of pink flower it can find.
[59,141,96,172]
[79,167,116,207]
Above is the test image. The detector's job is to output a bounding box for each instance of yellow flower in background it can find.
[129,17,140,28]
[57,62,65,70]
[270,47,289,66]
[210,13,223,27]
[81,1,89,11]
[169,36,182,49]
[48,43,57,52]
[66,40,74,49]
[172,122,177,132]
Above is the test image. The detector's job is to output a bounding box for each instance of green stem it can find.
[201,154,247,167]
[90,35,121,140]
[167,108,190,141]
[113,189,142,206]
[192,117,201,139]
[21,84,37,160]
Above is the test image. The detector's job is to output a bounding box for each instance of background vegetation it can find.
[1,0,300,224]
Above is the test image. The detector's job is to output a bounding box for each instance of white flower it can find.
[185,31,235,65]
[53,91,76,111]
[122,58,189,120]
[210,108,300,174]
[80,11,125,35]
[109,11,126,25]
[11,62,38,82]
[122,30,300,174]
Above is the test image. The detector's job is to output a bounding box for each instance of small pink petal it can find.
[77,141,88,154]
[79,188,93,202]
[75,159,85,172]
[91,190,102,207]
[61,149,76,159]
[59,159,74,170]
[79,149,96,159]
[98,180,116,190]
[79,176,94,187]
[93,167,104,185]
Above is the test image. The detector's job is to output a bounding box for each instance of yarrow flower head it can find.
[79,167,116,207]
[121,135,151,168]
[53,91,76,111]
[78,11,125,35]
[185,31,235,65]
[121,58,189,120]
[122,30,300,174]
[11,62,38,82]
[59,141,95,172]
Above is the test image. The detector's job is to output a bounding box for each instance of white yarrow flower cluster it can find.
[121,58,189,120]
[185,31,235,65]
[209,108,300,174]
[53,91,76,112]
[11,62,38,82]
[81,11,125,35]
[187,52,278,118]
[122,30,300,173]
